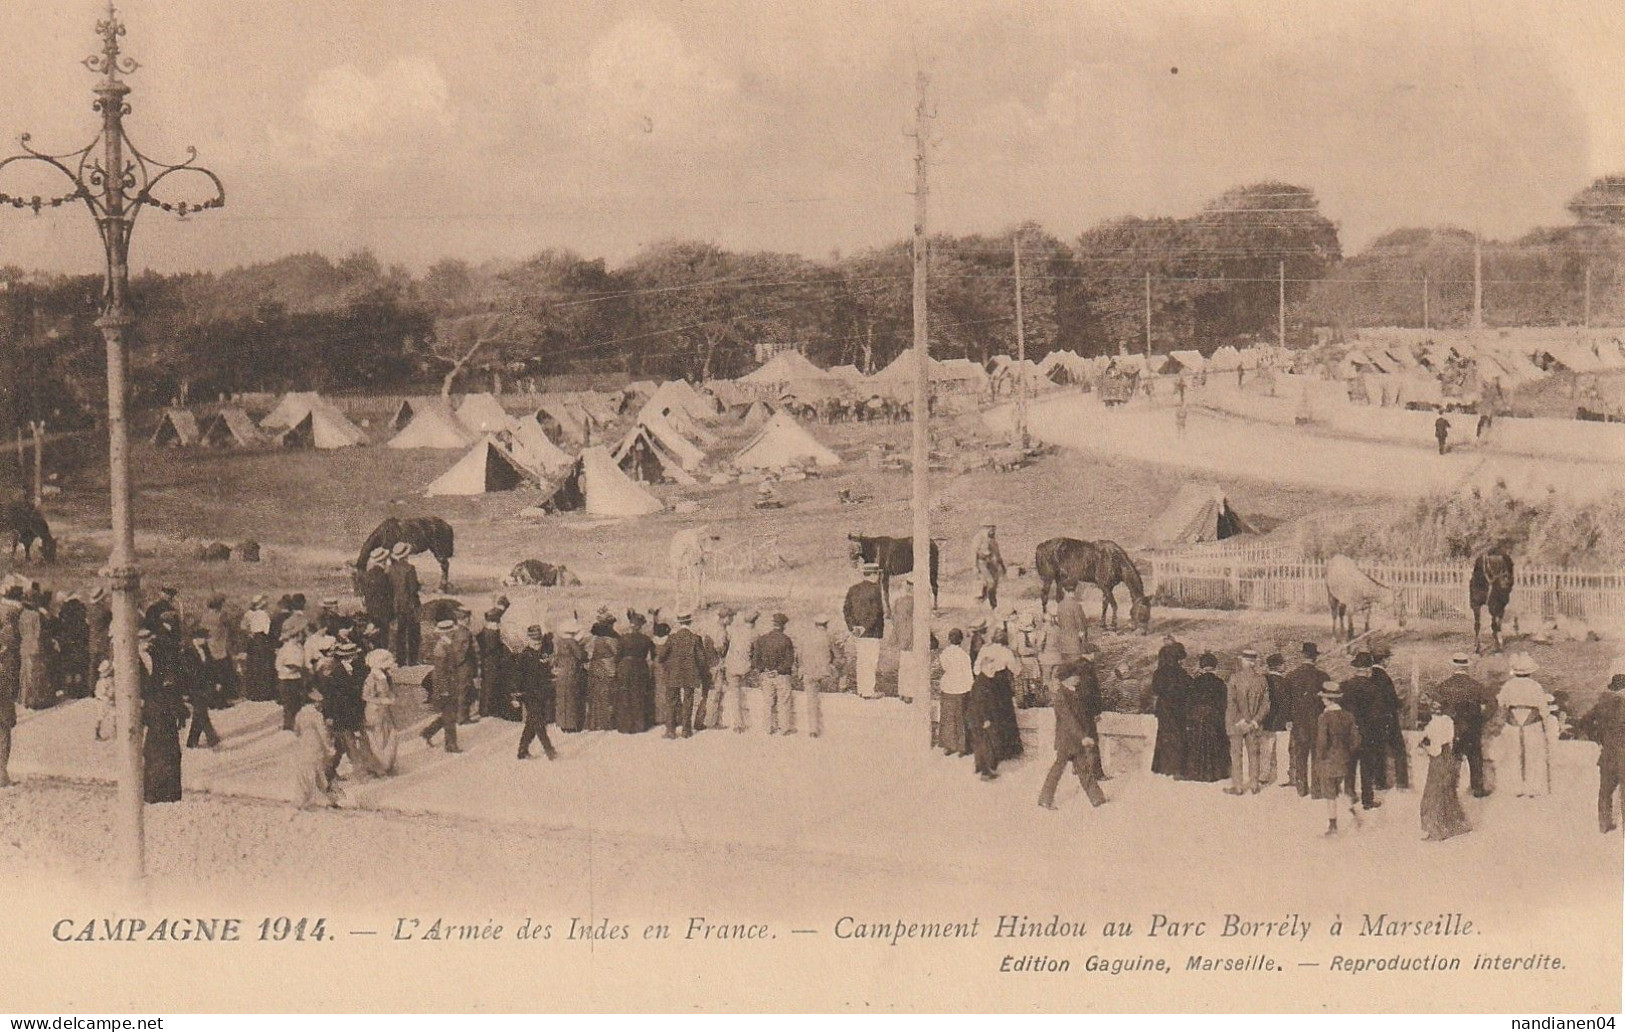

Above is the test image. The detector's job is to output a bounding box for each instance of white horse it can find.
[1325,554,1404,642]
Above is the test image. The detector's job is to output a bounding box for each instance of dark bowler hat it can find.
[1352,652,1373,668]
[1198,652,1218,669]
[1302,641,1319,659]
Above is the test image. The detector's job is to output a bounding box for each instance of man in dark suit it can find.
[1339,652,1385,810]
[387,543,422,665]
[843,563,885,699]
[1432,653,1493,797]
[1581,672,1625,833]
[514,626,557,761]
[1284,642,1329,796]
[179,628,221,749]
[1037,653,1107,810]
[657,611,710,738]
[1369,647,1409,790]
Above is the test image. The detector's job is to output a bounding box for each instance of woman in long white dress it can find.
[1495,653,1556,799]
[292,686,341,809]
[362,648,401,775]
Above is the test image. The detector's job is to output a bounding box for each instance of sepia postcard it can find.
[0,0,1619,1014]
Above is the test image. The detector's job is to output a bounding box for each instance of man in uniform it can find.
[658,611,710,739]
[1284,641,1329,796]
[387,542,422,665]
[972,522,1006,611]
[752,613,797,735]
[422,616,474,753]
[514,626,557,761]
[844,563,885,699]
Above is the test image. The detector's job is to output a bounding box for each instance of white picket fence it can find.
[1146,548,1625,624]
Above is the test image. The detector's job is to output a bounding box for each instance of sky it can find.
[0,0,1620,275]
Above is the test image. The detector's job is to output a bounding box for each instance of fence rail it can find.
[1146,552,1625,624]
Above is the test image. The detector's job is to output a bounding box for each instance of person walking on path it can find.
[972,522,1007,611]
[292,683,342,809]
[1581,668,1625,833]
[514,626,558,761]
[180,628,221,750]
[1225,647,1270,795]
[1038,655,1108,811]
[1315,684,1363,836]
[844,564,885,699]
[422,617,474,753]
[1435,414,1450,455]
[362,648,402,775]
[1417,702,1471,841]
[752,613,797,735]
[657,611,709,739]
[1285,642,1329,796]
[798,614,838,739]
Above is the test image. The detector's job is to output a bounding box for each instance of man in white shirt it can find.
[936,629,973,757]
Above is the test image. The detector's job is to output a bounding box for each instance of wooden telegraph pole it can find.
[908,71,933,737]
[1278,260,1286,349]
[1585,264,1592,328]
[29,419,44,506]
[1423,273,1430,330]
[1013,235,1027,445]
[1144,270,1152,360]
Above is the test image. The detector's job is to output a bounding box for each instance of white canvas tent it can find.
[545,446,664,517]
[151,408,200,447]
[387,403,476,449]
[425,436,543,496]
[456,392,512,434]
[1143,483,1254,549]
[1166,350,1206,375]
[389,396,447,431]
[259,391,322,430]
[1207,345,1245,372]
[740,399,778,431]
[732,411,841,470]
[740,351,842,390]
[198,408,267,448]
[641,396,718,446]
[264,394,368,449]
[500,418,572,472]
[613,419,700,485]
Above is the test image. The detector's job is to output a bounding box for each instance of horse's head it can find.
[39,534,56,563]
[846,535,864,563]
[1131,596,1152,635]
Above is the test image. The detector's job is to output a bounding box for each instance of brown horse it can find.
[1034,537,1150,632]
[1470,550,1514,653]
[357,516,455,591]
[3,499,56,563]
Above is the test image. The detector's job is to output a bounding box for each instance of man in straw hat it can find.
[1580,658,1625,833]
[359,546,395,650]
[514,626,557,761]
[657,610,709,739]
[1496,652,1554,798]
[1430,652,1494,798]
[844,562,886,699]
[714,608,757,732]
[387,540,422,665]
[1225,647,1270,795]
[799,614,838,738]
[422,616,473,754]
[753,612,797,735]
[1314,682,1363,836]
[274,620,308,731]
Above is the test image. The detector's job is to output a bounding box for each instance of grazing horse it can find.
[1325,554,1400,642]
[847,533,939,610]
[3,499,56,563]
[1034,537,1151,632]
[1470,550,1515,653]
[357,516,455,591]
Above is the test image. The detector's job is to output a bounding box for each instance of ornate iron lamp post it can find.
[0,3,223,889]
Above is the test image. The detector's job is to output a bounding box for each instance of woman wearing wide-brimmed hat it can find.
[362,648,401,775]
[1496,652,1555,799]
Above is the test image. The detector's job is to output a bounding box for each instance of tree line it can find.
[1,176,1621,432]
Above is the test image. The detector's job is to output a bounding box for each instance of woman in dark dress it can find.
[551,619,586,731]
[585,616,619,731]
[1150,639,1191,777]
[1182,652,1232,783]
[138,629,184,804]
[975,630,1024,763]
[614,612,655,734]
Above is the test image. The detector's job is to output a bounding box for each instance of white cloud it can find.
[269,56,452,169]
[577,17,739,144]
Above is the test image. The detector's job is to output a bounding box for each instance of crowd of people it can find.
[0,560,1622,839]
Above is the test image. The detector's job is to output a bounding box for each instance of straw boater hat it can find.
[526,625,545,645]
[435,617,456,631]
[250,593,268,609]
[331,640,361,658]
[1319,684,1343,702]
[557,617,581,637]
[390,542,411,558]
[861,562,881,576]
[676,611,693,625]
[136,627,153,640]
[772,612,789,627]
[813,613,829,626]
[1451,652,1471,668]
[89,587,106,603]
[365,648,395,671]
[368,547,389,564]
[1509,652,1538,677]
[1240,646,1259,661]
